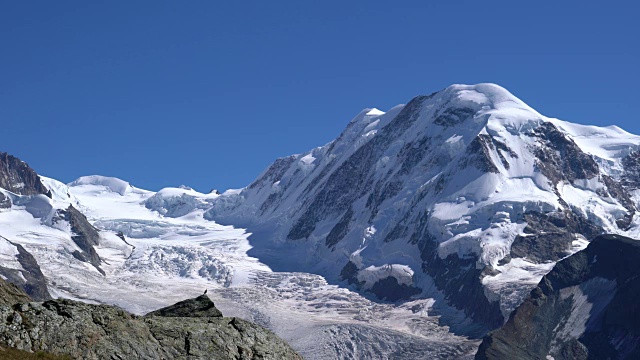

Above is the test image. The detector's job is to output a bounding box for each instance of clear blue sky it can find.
[1,1,638,192]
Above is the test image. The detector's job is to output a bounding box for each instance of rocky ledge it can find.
[0,280,301,360]
[476,234,640,360]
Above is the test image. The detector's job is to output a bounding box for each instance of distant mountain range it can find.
[1,83,639,359]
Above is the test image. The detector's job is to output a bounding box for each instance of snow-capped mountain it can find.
[0,161,477,358]
[206,83,640,328]
[1,83,640,359]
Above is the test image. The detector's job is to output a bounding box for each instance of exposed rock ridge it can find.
[476,234,640,360]
[208,84,640,331]
[0,276,31,306]
[0,237,51,300]
[55,205,104,275]
[0,152,51,197]
[0,293,302,359]
[287,94,432,241]
[145,294,223,318]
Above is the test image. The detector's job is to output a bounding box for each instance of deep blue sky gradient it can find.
[1,1,638,191]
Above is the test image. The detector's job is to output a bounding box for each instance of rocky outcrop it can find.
[207,84,640,334]
[55,205,104,275]
[0,152,51,197]
[0,277,31,306]
[510,211,601,263]
[476,234,640,360]
[287,94,430,241]
[0,192,10,208]
[0,293,302,360]
[417,230,504,330]
[0,240,51,301]
[621,150,640,190]
[145,294,223,318]
[530,122,600,184]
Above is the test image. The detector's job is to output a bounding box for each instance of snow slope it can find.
[0,174,479,359]
[207,83,640,326]
[1,83,640,358]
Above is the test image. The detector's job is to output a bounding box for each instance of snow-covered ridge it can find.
[2,83,640,357]
[207,83,640,326]
[1,172,480,358]
[144,186,220,218]
[68,175,137,196]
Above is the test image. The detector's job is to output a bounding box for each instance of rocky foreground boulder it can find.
[0,280,301,359]
[476,234,640,360]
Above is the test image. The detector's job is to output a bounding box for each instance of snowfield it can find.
[205,84,640,325]
[0,175,479,359]
[2,83,640,359]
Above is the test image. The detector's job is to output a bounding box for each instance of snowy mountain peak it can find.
[445,83,534,109]
[365,108,385,116]
[2,84,640,354]
[68,175,139,196]
[207,83,640,328]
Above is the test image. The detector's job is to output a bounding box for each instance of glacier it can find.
[2,83,640,358]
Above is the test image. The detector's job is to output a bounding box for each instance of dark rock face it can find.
[287,95,429,241]
[249,156,297,190]
[339,261,421,302]
[530,122,600,184]
[0,192,10,208]
[369,277,421,302]
[383,206,506,328]
[622,150,640,190]
[419,236,504,330]
[145,294,222,318]
[339,261,360,286]
[397,137,432,176]
[0,152,51,197]
[465,134,517,172]
[476,235,640,360]
[510,211,601,263]
[325,207,353,249]
[463,135,501,173]
[0,241,51,301]
[55,205,104,275]
[0,295,302,360]
[434,107,476,128]
[0,276,31,306]
[601,174,636,229]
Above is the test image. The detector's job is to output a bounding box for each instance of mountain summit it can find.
[207,83,640,328]
[1,83,640,358]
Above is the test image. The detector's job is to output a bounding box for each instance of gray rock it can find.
[0,152,51,197]
[530,122,600,184]
[145,294,222,318]
[433,106,476,128]
[250,155,297,191]
[287,94,430,241]
[0,191,10,208]
[476,234,640,360]
[601,174,636,229]
[0,294,302,360]
[0,277,31,306]
[622,150,640,190]
[510,211,601,263]
[55,205,104,275]
[0,241,51,300]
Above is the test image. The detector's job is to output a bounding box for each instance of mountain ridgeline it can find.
[476,234,640,359]
[207,83,640,329]
[1,83,640,358]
